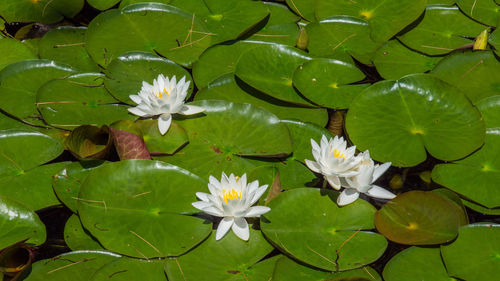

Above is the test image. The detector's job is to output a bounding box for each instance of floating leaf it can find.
[88,0,122,10]
[457,0,500,26]
[0,0,84,24]
[281,119,333,163]
[91,257,166,281]
[64,214,104,251]
[135,120,188,155]
[110,120,151,160]
[0,38,36,71]
[285,0,315,21]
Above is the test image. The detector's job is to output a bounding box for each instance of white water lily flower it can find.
[305,135,362,190]
[192,173,270,241]
[338,151,396,206]
[128,74,204,135]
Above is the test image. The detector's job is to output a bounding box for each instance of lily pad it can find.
[119,0,171,8]
[64,214,104,251]
[0,59,76,126]
[285,0,315,21]
[91,257,166,281]
[88,0,122,10]
[462,198,500,215]
[431,50,500,103]
[104,51,193,104]
[315,0,427,43]
[235,44,313,106]
[293,58,369,109]
[194,74,328,126]
[39,26,99,72]
[0,38,36,71]
[165,229,273,281]
[441,223,500,281]
[158,100,292,179]
[281,119,333,163]
[374,191,467,245]
[373,39,442,80]
[0,0,84,24]
[457,0,500,26]
[0,196,46,250]
[383,247,451,281]
[77,160,212,258]
[85,3,212,68]
[345,74,485,167]
[136,120,188,155]
[397,5,486,55]
[261,188,387,271]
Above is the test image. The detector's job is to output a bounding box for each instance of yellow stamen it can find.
[222,188,242,204]
[155,88,170,99]
[331,148,345,159]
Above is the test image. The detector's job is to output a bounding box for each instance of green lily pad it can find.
[398,5,486,55]
[345,74,485,167]
[85,3,212,68]
[0,130,63,179]
[276,159,318,188]
[78,160,211,258]
[136,120,188,155]
[0,0,84,24]
[383,247,451,281]
[91,257,166,281]
[306,17,381,65]
[373,40,442,80]
[37,73,133,129]
[285,0,315,21]
[281,119,333,163]
[104,51,193,104]
[0,196,46,250]
[0,162,68,211]
[457,0,500,26]
[158,100,292,179]
[52,161,106,213]
[39,26,99,72]
[235,44,313,106]
[441,223,500,281]
[0,59,76,126]
[24,251,120,281]
[315,0,427,43]
[462,198,500,215]
[273,256,382,281]
[431,50,500,103]
[374,191,467,245]
[293,58,369,109]
[489,28,500,56]
[119,0,172,8]
[0,112,37,131]
[88,0,121,10]
[64,214,105,251]
[0,38,36,71]
[194,74,328,126]
[165,229,273,281]
[261,188,387,271]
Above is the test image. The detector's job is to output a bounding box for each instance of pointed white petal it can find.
[366,185,396,199]
[245,206,271,217]
[249,185,267,205]
[216,217,234,240]
[158,114,172,135]
[209,175,222,190]
[191,201,209,210]
[372,162,391,182]
[129,95,142,104]
[178,104,204,115]
[337,189,360,206]
[232,217,250,241]
[128,107,149,117]
[326,175,341,190]
[246,180,259,195]
[195,192,211,202]
[305,159,322,173]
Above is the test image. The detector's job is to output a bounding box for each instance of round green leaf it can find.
[285,0,315,21]
[315,0,427,43]
[52,161,106,213]
[24,251,120,281]
[64,214,104,251]
[88,0,121,10]
[281,119,333,163]
[39,26,99,72]
[431,50,500,103]
[235,44,314,106]
[373,39,442,80]
[398,5,486,55]
[37,73,134,130]
[136,120,188,155]
[104,51,193,104]
[78,160,212,258]
[383,247,451,281]
[91,257,166,281]
[345,74,485,167]
[0,196,46,250]
[0,0,84,24]
[158,100,292,179]
[441,223,500,281]
[0,130,63,179]
[261,188,387,271]
[0,162,68,210]
[275,158,317,188]
[0,59,76,126]
[457,0,500,26]
[374,191,467,245]
[0,38,36,71]
[293,58,369,109]
[85,3,212,68]
[194,74,328,126]
[165,229,273,281]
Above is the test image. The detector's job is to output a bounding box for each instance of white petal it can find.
[326,175,341,190]
[158,114,172,135]
[366,185,396,199]
[128,107,149,117]
[232,217,249,241]
[216,217,234,240]
[249,185,267,205]
[179,105,204,115]
[129,95,142,104]
[305,159,322,173]
[245,206,271,217]
[372,162,391,182]
[209,175,222,190]
[207,183,219,197]
[192,202,223,217]
[337,189,360,206]
[195,192,210,202]
[246,180,259,195]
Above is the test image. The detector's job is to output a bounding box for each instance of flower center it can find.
[156,88,170,98]
[331,148,345,159]
[222,188,241,204]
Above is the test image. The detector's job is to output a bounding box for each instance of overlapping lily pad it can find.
[77,160,211,258]
[136,120,188,155]
[64,214,104,251]
[88,0,122,10]
[91,256,166,280]
[285,0,315,21]
[0,38,36,71]
[261,188,387,271]
[346,74,485,167]
[0,0,84,24]
[457,0,500,26]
